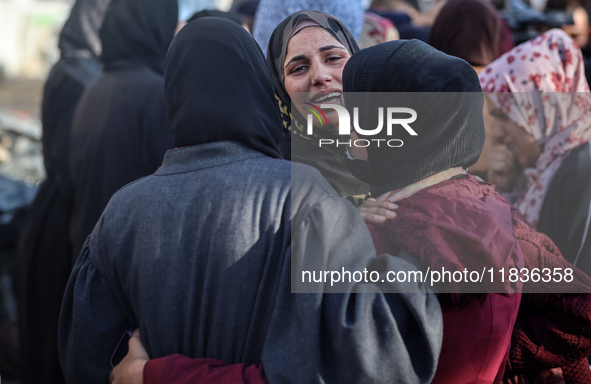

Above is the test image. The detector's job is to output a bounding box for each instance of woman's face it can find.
[486,97,541,168]
[283,26,351,133]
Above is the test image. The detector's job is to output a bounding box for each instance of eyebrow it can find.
[285,55,307,69]
[284,45,348,69]
[319,45,346,53]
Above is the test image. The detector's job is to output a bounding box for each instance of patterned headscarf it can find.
[479,29,591,227]
[267,10,359,140]
[358,11,399,49]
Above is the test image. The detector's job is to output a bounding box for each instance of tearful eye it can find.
[290,65,308,74]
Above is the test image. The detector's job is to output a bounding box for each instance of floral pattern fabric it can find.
[479,29,591,227]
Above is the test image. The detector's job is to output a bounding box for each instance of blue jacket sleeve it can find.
[59,239,136,384]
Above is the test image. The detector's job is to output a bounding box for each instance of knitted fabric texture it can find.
[508,208,591,383]
[342,39,485,194]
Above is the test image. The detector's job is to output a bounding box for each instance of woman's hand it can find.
[109,329,149,384]
[487,144,522,192]
[358,197,398,224]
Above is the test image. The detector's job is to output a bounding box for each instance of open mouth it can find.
[310,91,342,104]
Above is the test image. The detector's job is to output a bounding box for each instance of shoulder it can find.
[290,162,347,209]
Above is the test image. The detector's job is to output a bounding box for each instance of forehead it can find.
[285,27,345,60]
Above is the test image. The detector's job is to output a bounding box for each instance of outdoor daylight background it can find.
[0,1,233,382]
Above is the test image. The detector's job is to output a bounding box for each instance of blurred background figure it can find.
[231,0,259,32]
[178,0,217,20]
[0,0,216,383]
[480,29,591,276]
[187,9,248,32]
[358,10,399,49]
[368,0,444,41]
[252,0,365,55]
[68,0,177,260]
[14,1,111,383]
[0,2,73,380]
[429,0,507,72]
[428,0,511,179]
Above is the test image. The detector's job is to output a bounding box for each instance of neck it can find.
[384,167,466,202]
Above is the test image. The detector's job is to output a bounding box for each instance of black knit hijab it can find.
[342,40,485,195]
[164,18,283,158]
[99,0,178,74]
[267,10,359,138]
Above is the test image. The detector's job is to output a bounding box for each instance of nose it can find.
[491,120,507,143]
[310,62,332,85]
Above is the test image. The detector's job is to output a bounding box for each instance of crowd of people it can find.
[9,0,591,383]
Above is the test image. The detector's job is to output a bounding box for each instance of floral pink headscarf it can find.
[479,28,591,227]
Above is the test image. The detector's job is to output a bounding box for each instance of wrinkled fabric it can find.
[99,0,178,74]
[165,18,282,157]
[429,0,502,66]
[369,175,523,294]
[479,29,591,227]
[59,142,443,384]
[342,39,485,194]
[253,0,363,55]
[368,176,523,384]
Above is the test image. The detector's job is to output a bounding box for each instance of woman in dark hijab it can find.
[15,0,111,383]
[68,0,177,259]
[343,39,525,384]
[267,10,370,202]
[345,39,591,384]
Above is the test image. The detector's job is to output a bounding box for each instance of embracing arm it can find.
[109,330,268,384]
